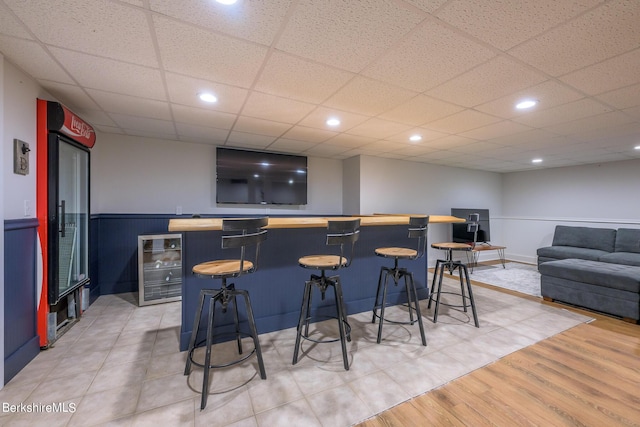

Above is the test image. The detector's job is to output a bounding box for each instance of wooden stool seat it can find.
[375,247,417,258]
[299,255,347,269]
[193,259,254,277]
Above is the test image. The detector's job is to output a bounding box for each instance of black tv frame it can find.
[216,147,308,205]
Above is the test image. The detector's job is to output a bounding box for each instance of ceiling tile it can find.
[226,131,276,149]
[153,15,268,88]
[324,76,417,116]
[176,122,229,144]
[87,89,172,120]
[276,0,423,73]
[623,106,640,121]
[460,120,533,140]
[508,0,640,76]
[0,3,33,38]
[297,107,370,132]
[0,37,73,84]
[385,128,448,144]
[379,95,465,126]
[165,73,248,114]
[544,111,636,136]
[448,141,504,154]
[242,92,316,124]
[232,116,292,137]
[362,20,496,92]
[425,109,501,133]
[109,113,176,135]
[281,126,337,143]
[49,47,166,99]
[303,143,352,157]
[559,48,640,95]
[4,0,158,66]
[426,56,547,107]
[403,0,450,14]
[254,51,355,103]
[359,140,411,153]
[436,0,605,51]
[596,83,640,109]
[513,98,613,128]
[324,134,377,149]
[474,80,585,119]
[149,0,292,45]
[425,135,478,150]
[345,118,413,139]
[172,104,237,130]
[38,81,100,112]
[268,138,316,153]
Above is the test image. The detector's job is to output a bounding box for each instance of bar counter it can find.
[168,214,464,231]
[171,215,464,350]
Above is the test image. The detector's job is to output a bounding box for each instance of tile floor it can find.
[0,276,591,427]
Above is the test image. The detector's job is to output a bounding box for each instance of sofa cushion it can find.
[551,225,616,252]
[539,259,640,293]
[615,228,640,254]
[599,252,640,267]
[536,245,609,262]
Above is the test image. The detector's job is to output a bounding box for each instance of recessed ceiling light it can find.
[516,99,538,110]
[216,0,237,5]
[532,158,543,164]
[634,145,640,150]
[409,135,422,142]
[199,93,218,103]
[326,118,340,127]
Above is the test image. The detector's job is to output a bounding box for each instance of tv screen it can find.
[451,208,491,244]
[216,147,308,205]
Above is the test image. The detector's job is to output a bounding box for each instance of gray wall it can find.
[91,133,343,215]
[501,159,640,263]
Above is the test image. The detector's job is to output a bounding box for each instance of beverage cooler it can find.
[36,99,95,347]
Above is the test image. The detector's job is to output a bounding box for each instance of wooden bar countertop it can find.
[168,214,464,232]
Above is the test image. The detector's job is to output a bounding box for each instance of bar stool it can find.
[293,218,360,370]
[372,216,428,346]
[184,217,268,410]
[428,242,479,328]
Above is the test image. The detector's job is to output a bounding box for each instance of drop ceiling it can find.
[1,0,639,172]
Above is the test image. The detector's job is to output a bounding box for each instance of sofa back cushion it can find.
[552,225,616,252]
[615,228,640,254]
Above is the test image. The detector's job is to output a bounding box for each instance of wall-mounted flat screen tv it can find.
[451,208,491,243]
[216,147,308,205]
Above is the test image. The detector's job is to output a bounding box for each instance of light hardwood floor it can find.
[358,270,640,427]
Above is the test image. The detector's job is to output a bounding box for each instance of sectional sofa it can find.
[537,226,640,322]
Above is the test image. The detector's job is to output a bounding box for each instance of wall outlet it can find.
[24,200,32,217]
[176,205,183,216]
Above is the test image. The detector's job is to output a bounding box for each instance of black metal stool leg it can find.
[408,272,426,346]
[428,259,443,309]
[372,267,385,323]
[237,289,266,379]
[293,281,312,365]
[402,270,415,324]
[456,263,468,313]
[376,271,390,344]
[185,289,206,375]
[231,288,243,354]
[460,263,479,327]
[333,277,350,370]
[433,261,447,323]
[200,295,216,410]
[333,276,351,342]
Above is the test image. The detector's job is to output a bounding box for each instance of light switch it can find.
[14,139,30,175]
